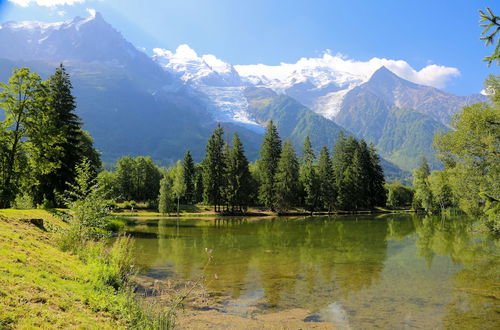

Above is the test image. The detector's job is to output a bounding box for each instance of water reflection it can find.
[126,215,499,329]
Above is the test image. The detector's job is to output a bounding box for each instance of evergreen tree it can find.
[258,120,282,211]
[352,140,372,209]
[339,165,357,210]
[35,64,80,204]
[182,150,195,204]
[225,133,252,212]
[368,143,387,207]
[202,124,225,212]
[479,7,500,66]
[332,132,359,210]
[317,146,336,212]
[221,142,231,211]
[331,134,386,211]
[193,164,204,204]
[300,136,319,213]
[331,131,348,183]
[275,141,300,213]
[35,64,100,206]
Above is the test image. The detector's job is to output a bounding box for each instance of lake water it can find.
[125,214,499,329]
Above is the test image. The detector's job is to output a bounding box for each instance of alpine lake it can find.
[122,214,499,329]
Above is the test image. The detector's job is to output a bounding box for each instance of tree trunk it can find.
[177,196,180,216]
[0,110,24,208]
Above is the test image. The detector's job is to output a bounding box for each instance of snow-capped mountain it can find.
[235,55,368,119]
[0,11,139,65]
[153,45,242,87]
[153,44,263,131]
[0,12,486,173]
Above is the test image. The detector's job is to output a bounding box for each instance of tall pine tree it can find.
[194,164,204,204]
[182,150,195,204]
[275,140,300,213]
[317,146,336,212]
[202,124,226,212]
[258,120,282,211]
[368,143,386,208]
[300,136,319,213]
[225,133,252,212]
[352,140,372,209]
[35,64,100,205]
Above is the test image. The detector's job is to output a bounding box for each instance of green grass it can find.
[0,209,161,329]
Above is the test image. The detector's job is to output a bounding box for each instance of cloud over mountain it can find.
[235,51,460,89]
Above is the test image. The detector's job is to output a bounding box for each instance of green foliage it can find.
[114,155,161,203]
[158,173,175,215]
[33,64,101,206]
[0,66,100,208]
[432,77,500,232]
[115,156,135,201]
[224,133,253,212]
[258,120,282,210]
[275,140,300,212]
[317,146,336,212]
[385,182,414,209]
[12,193,34,210]
[412,158,433,212]
[0,68,48,207]
[182,150,195,204]
[96,170,119,200]
[202,124,226,212]
[332,133,386,210]
[64,159,112,244]
[244,87,344,154]
[300,136,320,212]
[375,108,447,171]
[368,143,388,207]
[193,164,204,204]
[428,170,454,212]
[479,7,500,66]
[172,160,186,215]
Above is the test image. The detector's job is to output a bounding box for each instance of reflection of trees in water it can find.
[411,215,500,328]
[386,214,416,240]
[144,215,499,326]
[152,216,392,310]
[412,215,473,267]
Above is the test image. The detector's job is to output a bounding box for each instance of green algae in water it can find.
[126,214,500,329]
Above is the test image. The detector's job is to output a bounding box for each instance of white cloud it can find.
[56,10,66,16]
[85,7,96,17]
[235,51,460,89]
[153,44,234,79]
[8,0,85,7]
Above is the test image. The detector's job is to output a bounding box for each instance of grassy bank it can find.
[0,209,161,329]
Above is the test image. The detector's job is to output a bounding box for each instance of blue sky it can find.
[0,0,498,95]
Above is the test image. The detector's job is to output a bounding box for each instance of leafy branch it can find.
[479,7,500,66]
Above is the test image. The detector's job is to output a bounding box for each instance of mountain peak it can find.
[153,44,243,86]
[369,66,400,81]
[87,9,102,20]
